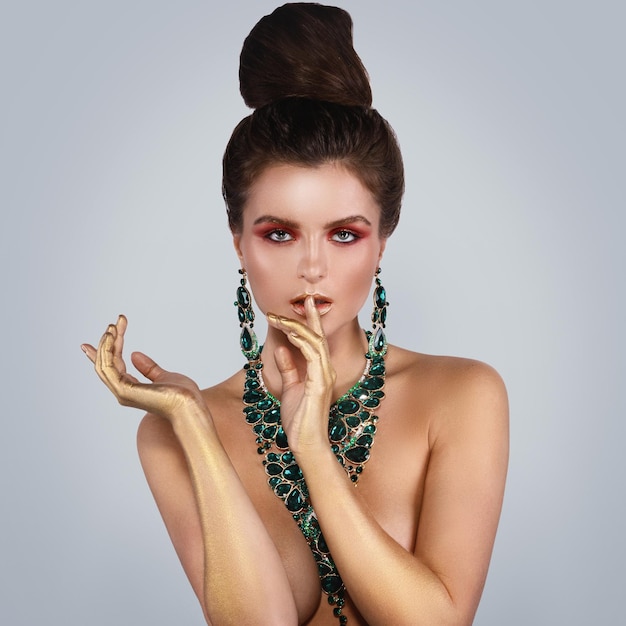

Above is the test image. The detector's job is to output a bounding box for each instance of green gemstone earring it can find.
[235,269,259,360]
[368,267,388,357]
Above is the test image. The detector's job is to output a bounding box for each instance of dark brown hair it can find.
[222,3,404,237]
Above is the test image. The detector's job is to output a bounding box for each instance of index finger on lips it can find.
[304,295,324,336]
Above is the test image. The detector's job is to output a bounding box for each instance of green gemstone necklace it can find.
[242,332,387,625]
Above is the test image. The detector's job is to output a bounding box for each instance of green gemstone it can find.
[361,376,384,390]
[257,398,273,410]
[380,306,387,325]
[283,464,303,482]
[363,396,380,408]
[266,463,282,475]
[281,452,294,464]
[346,415,360,428]
[357,434,373,448]
[236,286,250,308]
[262,425,277,439]
[267,453,280,463]
[244,378,260,390]
[363,424,377,434]
[253,424,263,434]
[317,534,329,553]
[265,408,280,423]
[286,488,305,512]
[237,306,246,323]
[243,389,263,403]
[240,326,253,351]
[345,446,370,463]
[369,362,385,376]
[275,483,291,497]
[245,411,262,424]
[352,389,368,401]
[276,428,288,449]
[318,563,333,577]
[337,399,359,415]
[268,477,281,487]
[375,285,386,308]
[371,327,386,353]
[321,575,343,594]
[329,420,347,442]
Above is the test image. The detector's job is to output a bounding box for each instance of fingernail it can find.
[80,345,87,354]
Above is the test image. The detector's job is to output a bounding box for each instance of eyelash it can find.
[263,228,361,244]
[331,229,360,244]
[265,229,294,243]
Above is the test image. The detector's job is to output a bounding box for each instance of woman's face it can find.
[234,162,386,338]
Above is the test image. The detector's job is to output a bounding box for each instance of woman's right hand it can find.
[81,315,205,421]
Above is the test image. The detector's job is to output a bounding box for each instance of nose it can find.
[297,239,327,283]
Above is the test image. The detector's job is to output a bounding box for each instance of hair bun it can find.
[239,3,372,109]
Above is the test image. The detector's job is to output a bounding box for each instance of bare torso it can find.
[138,344,504,625]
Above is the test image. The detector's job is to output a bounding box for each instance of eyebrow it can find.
[252,214,372,229]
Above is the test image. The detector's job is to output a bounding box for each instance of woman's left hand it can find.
[266,296,336,454]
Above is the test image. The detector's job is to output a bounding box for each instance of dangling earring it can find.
[368,267,388,357]
[235,269,259,360]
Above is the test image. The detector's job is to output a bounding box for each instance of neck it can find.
[259,319,369,401]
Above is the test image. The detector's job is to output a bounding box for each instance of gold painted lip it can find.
[290,294,333,317]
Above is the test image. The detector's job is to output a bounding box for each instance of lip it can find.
[290,293,333,317]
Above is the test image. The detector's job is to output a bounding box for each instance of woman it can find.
[82,4,508,625]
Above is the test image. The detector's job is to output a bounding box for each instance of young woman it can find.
[82,4,508,625]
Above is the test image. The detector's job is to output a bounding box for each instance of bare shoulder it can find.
[386,345,509,441]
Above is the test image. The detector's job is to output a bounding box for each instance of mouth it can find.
[290,294,333,317]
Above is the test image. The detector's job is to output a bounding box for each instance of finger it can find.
[112,314,128,374]
[267,313,330,374]
[131,351,168,382]
[95,325,121,388]
[304,295,324,337]
[81,343,97,364]
[267,312,321,345]
[272,346,302,391]
[96,331,152,402]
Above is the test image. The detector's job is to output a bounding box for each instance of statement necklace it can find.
[242,331,387,625]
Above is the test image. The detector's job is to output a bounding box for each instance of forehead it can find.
[243,162,381,228]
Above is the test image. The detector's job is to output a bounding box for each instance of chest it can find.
[212,385,431,623]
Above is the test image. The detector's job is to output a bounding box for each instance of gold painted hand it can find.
[81,315,204,420]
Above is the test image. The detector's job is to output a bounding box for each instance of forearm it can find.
[298,445,461,626]
[172,405,298,626]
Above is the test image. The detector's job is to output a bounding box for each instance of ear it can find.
[377,238,387,264]
[233,233,244,264]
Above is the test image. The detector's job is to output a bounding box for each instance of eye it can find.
[331,229,359,243]
[266,229,294,243]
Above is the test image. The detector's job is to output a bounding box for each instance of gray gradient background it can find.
[1,1,624,624]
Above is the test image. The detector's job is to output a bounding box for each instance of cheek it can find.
[241,246,290,314]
